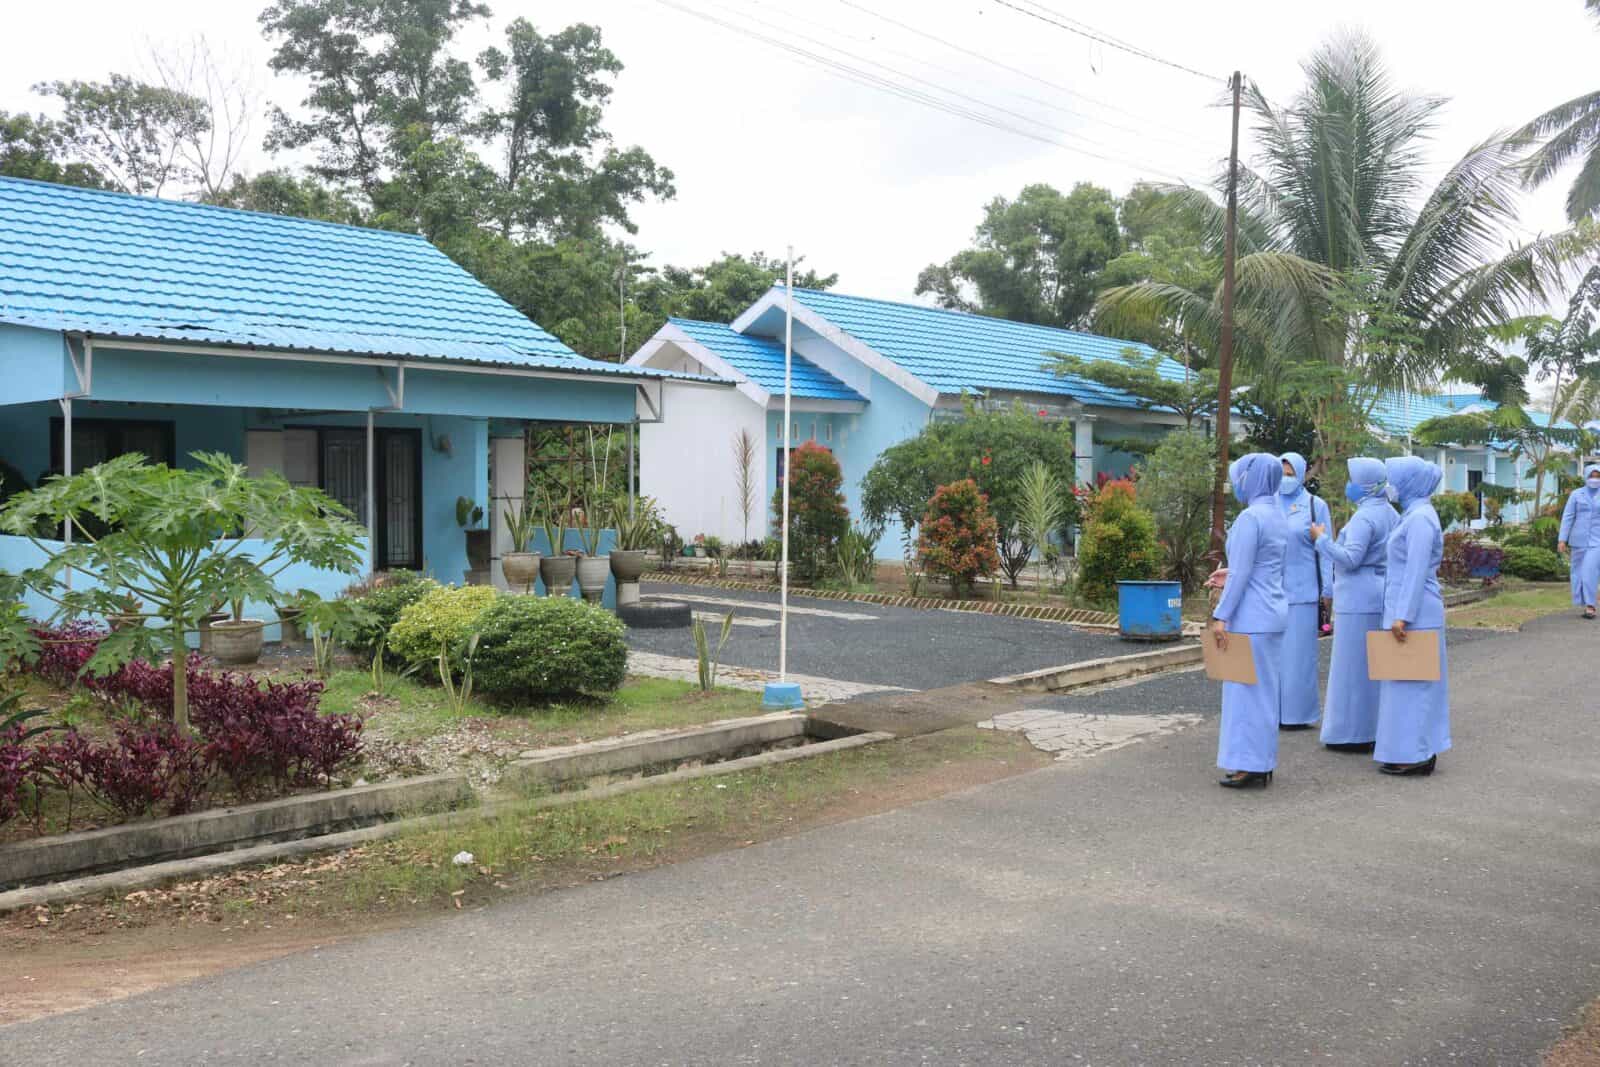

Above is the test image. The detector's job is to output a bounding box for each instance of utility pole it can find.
[618,251,628,361]
[1209,70,1243,561]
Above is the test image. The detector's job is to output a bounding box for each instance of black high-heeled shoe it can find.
[1325,741,1376,753]
[1379,754,1436,777]
[1218,770,1273,788]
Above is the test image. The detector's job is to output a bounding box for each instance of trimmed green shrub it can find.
[470,595,628,703]
[1076,479,1159,605]
[387,584,499,669]
[1502,545,1568,582]
[344,571,440,657]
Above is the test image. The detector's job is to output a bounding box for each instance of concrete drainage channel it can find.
[0,714,892,913]
[989,641,1203,693]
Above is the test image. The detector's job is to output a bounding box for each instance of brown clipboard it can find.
[1366,630,1441,682]
[1202,632,1257,684]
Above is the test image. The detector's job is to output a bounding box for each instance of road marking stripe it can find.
[646,593,880,622]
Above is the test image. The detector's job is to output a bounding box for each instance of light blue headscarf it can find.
[1231,452,1283,505]
[1386,456,1442,505]
[1279,452,1307,496]
[1347,457,1387,502]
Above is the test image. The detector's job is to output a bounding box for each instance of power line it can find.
[831,0,1217,155]
[649,0,1207,184]
[989,0,1224,83]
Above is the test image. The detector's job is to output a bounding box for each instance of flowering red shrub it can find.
[917,479,1001,595]
[1077,480,1160,604]
[773,441,849,582]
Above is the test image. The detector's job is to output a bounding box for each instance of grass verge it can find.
[1448,580,1572,630]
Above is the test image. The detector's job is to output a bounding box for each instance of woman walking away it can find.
[1558,463,1600,620]
[1312,458,1399,753]
[1211,453,1289,789]
[1375,457,1450,777]
[1277,452,1334,730]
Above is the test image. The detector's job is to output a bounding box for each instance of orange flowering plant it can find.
[917,479,1000,597]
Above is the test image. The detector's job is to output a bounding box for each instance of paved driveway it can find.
[628,581,1127,691]
[9,618,1597,1064]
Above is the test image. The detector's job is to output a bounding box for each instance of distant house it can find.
[0,176,703,623]
[627,286,1196,553]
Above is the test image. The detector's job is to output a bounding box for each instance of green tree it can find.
[917,182,1122,327]
[207,168,368,224]
[1047,346,1218,428]
[35,74,210,195]
[1517,0,1600,221]
[0,112,110,188]
[1076,480,1159,604]
[1135,432,1215,591]
[773,441,848,583]
[918,479,1000,597]
[0,453,366,731]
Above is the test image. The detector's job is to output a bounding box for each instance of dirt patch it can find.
[1548,999,1600,1066]
[1,729,1050,1027]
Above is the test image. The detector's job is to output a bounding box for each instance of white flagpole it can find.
[779,247,793,683]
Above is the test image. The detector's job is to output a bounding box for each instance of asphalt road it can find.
[9,618,1599,1065]
[626,581,1127,690]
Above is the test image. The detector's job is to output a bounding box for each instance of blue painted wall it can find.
[1,324,66,404]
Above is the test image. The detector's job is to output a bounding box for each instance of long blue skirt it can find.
[1571,548,1600,607]
[1278,602,1320,726]
[1218,630,1282,773]
[1321,612,1382,745]
[1374,627,1451,765]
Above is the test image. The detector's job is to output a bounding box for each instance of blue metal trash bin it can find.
[1116,580,1183,642]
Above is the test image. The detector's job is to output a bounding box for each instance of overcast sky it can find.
[4,0,1596,305]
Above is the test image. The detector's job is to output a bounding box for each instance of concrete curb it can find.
[989,642,1204,693]
[642,573,1120,626]
[0,773,473,892]
[0,723,895,914]
[1444,585,1500,609]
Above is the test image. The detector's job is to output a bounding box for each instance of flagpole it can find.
[779,247,793,683]
[762,248,803,711]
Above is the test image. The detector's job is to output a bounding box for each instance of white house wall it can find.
[640,380,768,547]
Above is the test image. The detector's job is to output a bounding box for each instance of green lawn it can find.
[318,670,764,750]
[1447,580,1573,630]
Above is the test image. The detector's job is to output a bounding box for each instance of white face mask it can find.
[1588,477,1600,490]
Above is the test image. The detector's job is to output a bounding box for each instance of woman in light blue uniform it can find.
[1312,458,1399,752]
[1375,457,1449,777]
[1558,463,1600,620]
[1211,453,1289,789]
[1276,452,1334,730]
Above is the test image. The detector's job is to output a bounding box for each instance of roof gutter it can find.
[89,336,733,390]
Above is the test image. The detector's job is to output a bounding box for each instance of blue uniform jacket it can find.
[1382,500,1444,630]
[1559,487,1600,551]
[1213,496,1288,633]
[1279,488,1334,604]
[1316,497,1398,615]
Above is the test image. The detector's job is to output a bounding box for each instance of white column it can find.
[366,410,376,573]
[1482,446,1496,523]
[1074,417,1096,488]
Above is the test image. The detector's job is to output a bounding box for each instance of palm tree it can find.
[1518,0,1600,221]
[1095,32,1586,474]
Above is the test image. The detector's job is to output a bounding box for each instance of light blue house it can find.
[1368,390,1581,524]
[627,286,1195,554]
[0,176,694,621]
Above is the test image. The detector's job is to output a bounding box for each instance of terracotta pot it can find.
[609,549,647,583]
[211,619,265,665]
[277,607,306,644]
[502,551,541,592]
[577,556,610,603]
[539,554,577,597]
[465,529,492,571]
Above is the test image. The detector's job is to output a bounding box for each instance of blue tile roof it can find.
[787,288,1190,410]
[0,176,684,381]
[1367,391,1482,437]
[667,318,863,402]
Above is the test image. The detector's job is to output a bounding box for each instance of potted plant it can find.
[457,496,489,582]
[692,533,708,558]
[212,595,266,665]
[107,593,143,632]
[197,597,228,655]
[609,494,660,584]
[537,491,576,597]
[575,492,610,603]
[275,589,312,644]
[502,500,541,592]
